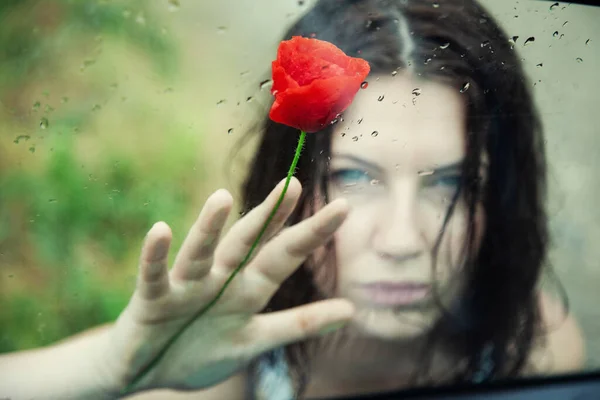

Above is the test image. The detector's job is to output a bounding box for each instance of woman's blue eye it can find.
[431,175,462,188]
[330,169,371,185]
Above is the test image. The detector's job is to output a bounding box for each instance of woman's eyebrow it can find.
[330,154,383,173]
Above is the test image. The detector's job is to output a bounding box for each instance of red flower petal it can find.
[269,36,370,132]
[269,75,364,133]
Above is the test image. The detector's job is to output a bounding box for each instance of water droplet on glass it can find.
[553,31,559,37]
[122,9,131,18]
[13,135,31,144]
[536,63,543,67]
[39,117,49,129]
[440,42,450,49]
[371,131,379,137]
[524,37,535,46]
[168,0,180,11]
[361,81,369,89]
[460,82,470,93]
[391,70,398,76]
[377,94,385,102]
[576,57,583,63]
[29,146,36,153]
[217,26,227,34]
[585,39,590,45]
[352,136,359,142]
[227,128,234,135]
[560,34,564,39]
[32,101,41,111]
[61,97,69,103]
[432,2,440,8]
[298,0,305,5]
[92,104,102,111]
[246,96,253,103]
[370,179,380,186]
[412,88,422,96]
[259,79,273,90]
[562,21,568,27]
[135,13,146,25]
[357,118,363,124]
[549,2,559,10]
[216,99,226,106]
[48,199,57,203]
[417,170,434,176]
[481,40,490,47]
[341,132,346,137]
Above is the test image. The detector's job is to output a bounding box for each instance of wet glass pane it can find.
[0,0,599,398]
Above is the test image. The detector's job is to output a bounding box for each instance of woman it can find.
[0,0,584,399]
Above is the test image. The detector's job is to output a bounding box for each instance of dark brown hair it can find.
[235,0,556,396]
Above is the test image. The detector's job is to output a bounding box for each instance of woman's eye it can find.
[430,174,461,189]
[330,168,374,189]
[331,168,369,183]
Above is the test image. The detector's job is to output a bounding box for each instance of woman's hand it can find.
[99,177,355,395]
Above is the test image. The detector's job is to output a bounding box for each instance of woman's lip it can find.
[357,281,431,306]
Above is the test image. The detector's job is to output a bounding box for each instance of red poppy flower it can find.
[269,36,371,133]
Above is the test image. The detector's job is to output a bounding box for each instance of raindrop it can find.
[524,37,535,46]
[560,34,564,39]
[459,82,470,93]
[361,81,369,89]
[432,2,440,8]
[370,179,380,186]
[259,79,273,90]
[298,0,305,5]
[536,63,543,67]
[61,97,69,103]
[352,136,359,142]
[357,118,363,124]
[29,146,36,153]
[440,42,450,49]
[92,104,102,111]
[481,40,490,47]
[48,199,57,203]
[135,13,146,25]
[216,99,226,106]
[576,57,583,63]
[217,26,227,34]
[240,70,250,76]
[227,128,234,135]
[44,105,54,113]
[39,117,49,129]
[412,88,422,96]
[424,57,432,65]
[32,101,41,111]
[549,2,559,10]
[391,70,398,76]
[168,0,180,11]
[417,170,434,176]
[377,94,385,102]
[585,39,590,45]
[122,9,132,18]
[246,96,253,103]
[13,135,31,144]
[562,21,568,27]
[371,131,379,137]
[553,31,559,37]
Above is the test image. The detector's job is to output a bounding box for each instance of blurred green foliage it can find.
[0,0,203,352]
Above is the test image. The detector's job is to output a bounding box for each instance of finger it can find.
[252,299,355,354]
[170,189,233,281]
[248,198,349,286]
[136,222,172,300]
[214,177,301,272]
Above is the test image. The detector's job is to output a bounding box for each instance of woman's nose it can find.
[372,187,424,264]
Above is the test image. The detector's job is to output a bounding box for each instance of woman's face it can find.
[325,73,486,340]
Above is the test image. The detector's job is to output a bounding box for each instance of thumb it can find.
[251,299,355,354]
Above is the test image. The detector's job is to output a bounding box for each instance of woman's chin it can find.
[350,306,434,340]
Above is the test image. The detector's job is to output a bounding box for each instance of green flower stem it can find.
[121,130,307,395]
